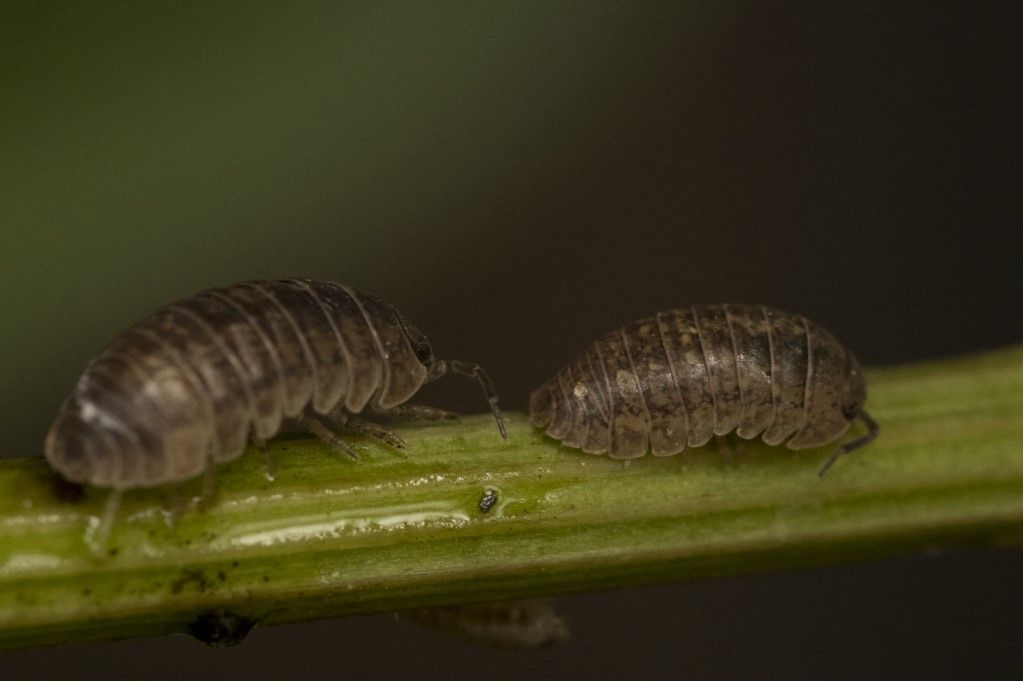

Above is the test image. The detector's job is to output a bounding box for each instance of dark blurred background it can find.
[0,1,1019,677]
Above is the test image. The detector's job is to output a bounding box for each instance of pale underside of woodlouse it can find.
[529,304,878,474]
[45,279,507,501]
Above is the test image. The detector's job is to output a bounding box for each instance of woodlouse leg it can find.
[88,488,123,555]
[714,435,729,454]
[198,462,217,511]
[717,433,746,458]
[166,484,186,528]
[818,410,880,477]
[252,437,275,482]
[324,403,360,428]
[714,435,736,464]
[346,417,408,455]
[300,414,361,461]
[325,406,406,456]
[380,404,460,422]
[261,449,276,482]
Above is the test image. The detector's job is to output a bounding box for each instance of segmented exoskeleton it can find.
[529,304,877,474]
[45,279,506,543]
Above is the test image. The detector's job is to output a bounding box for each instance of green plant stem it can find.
[0,348,1020,649]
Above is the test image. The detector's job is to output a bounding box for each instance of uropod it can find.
[45,279,507,543]
[529,304,877,474]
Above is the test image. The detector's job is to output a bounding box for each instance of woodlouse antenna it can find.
[432,360,507,441]
[818,409,879,477]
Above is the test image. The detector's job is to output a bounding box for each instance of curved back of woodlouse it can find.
[528,304,877,474]
[43,279,507,549]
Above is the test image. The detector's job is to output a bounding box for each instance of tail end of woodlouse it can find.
[433,360,508,441]
[818,409,879,477]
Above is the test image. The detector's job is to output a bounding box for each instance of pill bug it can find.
[45,279,507,542]
[529,304,877,474]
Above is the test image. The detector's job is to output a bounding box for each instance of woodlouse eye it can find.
[396,313,434,366]
[414,341,433,365]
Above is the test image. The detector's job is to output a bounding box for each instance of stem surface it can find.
[0,347,1019,649]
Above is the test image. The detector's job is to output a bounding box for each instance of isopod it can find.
[529,304,877,474]
[45,279,507,542]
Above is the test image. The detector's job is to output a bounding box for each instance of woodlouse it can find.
[45,279,506,540]
[529,304,877,474]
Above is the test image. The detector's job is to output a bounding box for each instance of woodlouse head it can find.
[528,385,554,428]
[397,313,435,370]
[841,350,868,419]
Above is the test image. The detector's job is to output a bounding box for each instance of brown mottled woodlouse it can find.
[529,305,878,474]
[45,279,506,540]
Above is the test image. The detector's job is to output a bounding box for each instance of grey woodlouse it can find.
[529,304,878,474]
[44,279,507,539]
